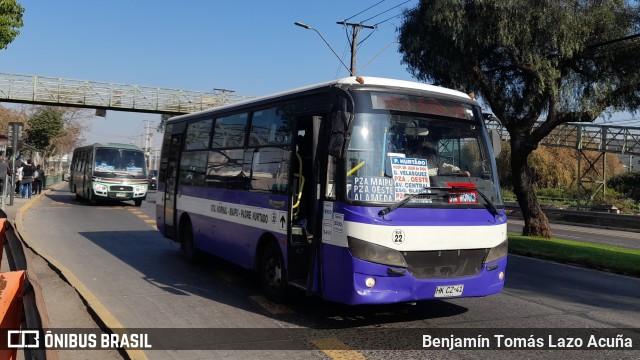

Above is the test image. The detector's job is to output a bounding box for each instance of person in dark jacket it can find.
[21,159,35,199]
[33,164,44,194]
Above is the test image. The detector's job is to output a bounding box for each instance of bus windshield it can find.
[94,148,147,178]
[346,99,500,206]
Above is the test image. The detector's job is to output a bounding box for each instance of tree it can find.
[398,0,640,237]
[0,0,24,50]
[24,106,88,173]
[608,171,640,202]
[25,107,64,152]
[497,144,625,190]
[0,104,27,136]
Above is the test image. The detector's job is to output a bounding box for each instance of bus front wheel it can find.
[261,241,288,302]
[87,189,96,205]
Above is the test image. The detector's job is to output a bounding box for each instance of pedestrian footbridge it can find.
[0,72,253,115]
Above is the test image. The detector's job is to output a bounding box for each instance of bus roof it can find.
[76,143,144,151]
[167,76,476,123]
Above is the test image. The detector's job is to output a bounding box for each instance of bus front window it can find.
[345,111,501,206]
[94,148,147,178]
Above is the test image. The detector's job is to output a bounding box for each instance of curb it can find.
[13,184,149,360]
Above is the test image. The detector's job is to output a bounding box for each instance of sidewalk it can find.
[1,182,124,360]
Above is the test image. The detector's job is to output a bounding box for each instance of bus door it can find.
[163,134,182,239]
[288,116,321,285]
[84,150,94,198]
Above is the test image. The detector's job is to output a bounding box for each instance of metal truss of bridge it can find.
[0,72,253,115]
[486,117,640,208]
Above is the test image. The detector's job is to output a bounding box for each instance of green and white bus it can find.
[69,143,149,206]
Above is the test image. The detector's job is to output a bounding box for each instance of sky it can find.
[0,0,421,152]
[1,0,637,154]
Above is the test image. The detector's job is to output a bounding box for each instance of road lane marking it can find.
[310,338,366,360]
[125,209,158,230]
[216,270,244,283]
[248,295,294,315]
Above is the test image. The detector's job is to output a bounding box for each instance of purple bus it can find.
[156,77,507,305]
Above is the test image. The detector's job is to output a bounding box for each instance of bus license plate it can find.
[115,192,127,198]
[434,284,464,298]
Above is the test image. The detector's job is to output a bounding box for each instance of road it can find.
[507,219,640,249]
[17,188,640,359]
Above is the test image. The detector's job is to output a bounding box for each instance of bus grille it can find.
[109,185,133,192]
[404,249,487,279]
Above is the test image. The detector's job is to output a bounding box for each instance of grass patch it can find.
[508,234,640,277]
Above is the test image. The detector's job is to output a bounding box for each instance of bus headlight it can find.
[93,183,108,192]
[484,239,508,263]
[348,236,407,267]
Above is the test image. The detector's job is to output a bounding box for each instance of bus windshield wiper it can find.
[378,185,500,217]
[378,187,446,216]
[474,187,500,217]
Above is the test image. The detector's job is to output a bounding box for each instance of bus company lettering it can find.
[211,204,229,215]
[210,203,269,224]
[391,158,427,166]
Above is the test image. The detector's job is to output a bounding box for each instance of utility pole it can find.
[7,122,23,206]
[336,21,375,76]
[144,120,153,169]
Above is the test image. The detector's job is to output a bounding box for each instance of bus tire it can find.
[87,190,96,205]
[260,241,288,302]
[134,199,142,207]
[180,219,197,260]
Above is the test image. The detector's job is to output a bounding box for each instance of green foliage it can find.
[608,171,640,201]
[25,107,64,151]
[0,0,24,50]
[508,234,640,277]
[399,1,640,119]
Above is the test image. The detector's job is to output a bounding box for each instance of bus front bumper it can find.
[92,187,147,200]
[321,245,507,305]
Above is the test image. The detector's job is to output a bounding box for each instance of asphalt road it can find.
[15,187,640,360]
[507,219,640,249]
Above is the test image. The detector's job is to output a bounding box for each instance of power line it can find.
[372,4,418,27]
[343,0,387,22]
[587,32,640,49]
[362,0,412,23]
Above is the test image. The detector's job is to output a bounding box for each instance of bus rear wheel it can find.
[180,220,197,260]
[261,241,288,302]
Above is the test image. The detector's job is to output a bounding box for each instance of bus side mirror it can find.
[490,129,502,158]
[328,110,351,157]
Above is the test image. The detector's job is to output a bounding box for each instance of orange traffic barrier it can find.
[0,270,26,360]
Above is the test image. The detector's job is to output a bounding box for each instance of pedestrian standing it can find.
[15,161,23,196]
[33,164,43,194]
[21,159,35,199]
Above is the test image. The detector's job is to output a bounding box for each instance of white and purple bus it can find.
[156,77,507,305]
